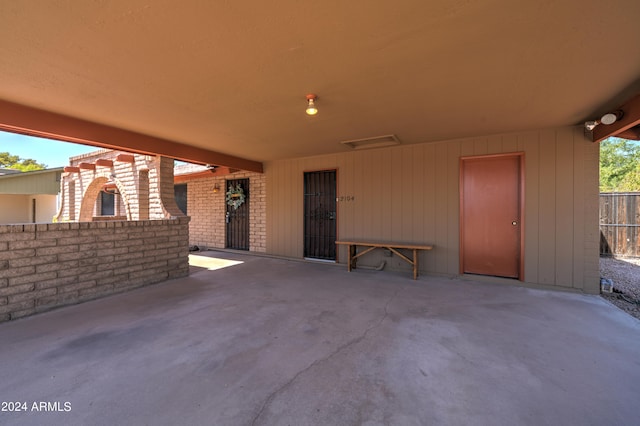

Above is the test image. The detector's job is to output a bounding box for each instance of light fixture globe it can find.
[600,110,624,125]
[600,113,617,125]
[305,94,318,115]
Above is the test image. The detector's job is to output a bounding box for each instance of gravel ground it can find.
[600,256,640,321]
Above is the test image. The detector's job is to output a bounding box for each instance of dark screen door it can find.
[226,178,249,250]
[304,170,337,260]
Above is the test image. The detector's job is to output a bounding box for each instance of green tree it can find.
[0,152,47,172]
[599,138,640,192]
[619,167,640,192]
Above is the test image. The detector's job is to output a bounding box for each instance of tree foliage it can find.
[0,152,47,172]
[599,138,640,192]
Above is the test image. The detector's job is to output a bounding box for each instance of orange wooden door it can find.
[460,154,523,278]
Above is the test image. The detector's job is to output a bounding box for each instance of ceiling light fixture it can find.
[306,94,318,116]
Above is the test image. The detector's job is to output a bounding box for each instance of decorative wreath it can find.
[226,183,246,210]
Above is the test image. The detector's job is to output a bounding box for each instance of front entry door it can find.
[460,154,523,278]
[226,178,249,250]
[304,170,337,260]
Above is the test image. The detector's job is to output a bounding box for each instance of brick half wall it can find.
[0,218,190,322]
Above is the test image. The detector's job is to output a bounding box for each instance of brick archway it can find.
[79,177,131,222]
[59,151,186,222]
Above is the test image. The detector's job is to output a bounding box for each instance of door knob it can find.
[512,221,518,226]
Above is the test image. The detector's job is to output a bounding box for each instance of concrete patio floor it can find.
[1,251,639,426]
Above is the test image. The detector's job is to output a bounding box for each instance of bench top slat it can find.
[335,241,433,250]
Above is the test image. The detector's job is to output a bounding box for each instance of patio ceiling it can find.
[1,1,639,169]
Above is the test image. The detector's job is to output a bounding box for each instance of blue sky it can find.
[0,131,97,168]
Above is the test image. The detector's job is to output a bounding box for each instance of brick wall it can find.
[187,172,266,252]
[0,218,190,323]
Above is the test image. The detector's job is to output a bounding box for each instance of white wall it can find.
[0,194,30,224]
[0,194,58,224]
[30,194,59,223]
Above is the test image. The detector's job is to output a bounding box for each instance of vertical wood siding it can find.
[266,126,599,292]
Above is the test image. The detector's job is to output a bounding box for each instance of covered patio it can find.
[1,251,638,425]
[2,1,640,299]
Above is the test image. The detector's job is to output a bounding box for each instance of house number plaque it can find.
[337,196,355,202]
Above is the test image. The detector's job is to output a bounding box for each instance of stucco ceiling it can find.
[1,1,639,166]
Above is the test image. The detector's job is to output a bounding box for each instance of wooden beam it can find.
[593,94,640,143]
[0,99,263,173]
[115,154,135,163]
[173,166,239,183]
[63,166,79,173]
[95,159,114,167]
[78,162,96,171]
[174,170,214,183]
[614,126,640,141]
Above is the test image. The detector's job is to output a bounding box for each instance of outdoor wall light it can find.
[584,120,599,131]
[306,94,318,116]
[584,110,624,131]
[601,110,624,125]
[213,183,220,193]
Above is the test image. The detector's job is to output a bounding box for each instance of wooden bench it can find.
[335,241,433,280]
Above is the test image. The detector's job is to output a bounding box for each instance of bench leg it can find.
[347,245,355,272]
[413,249,418,280]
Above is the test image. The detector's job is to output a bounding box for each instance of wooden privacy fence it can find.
[600,192,640,257]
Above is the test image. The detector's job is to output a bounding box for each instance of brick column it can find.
[155,156,185,218]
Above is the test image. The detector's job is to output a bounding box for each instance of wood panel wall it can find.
[265,126,600,293]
